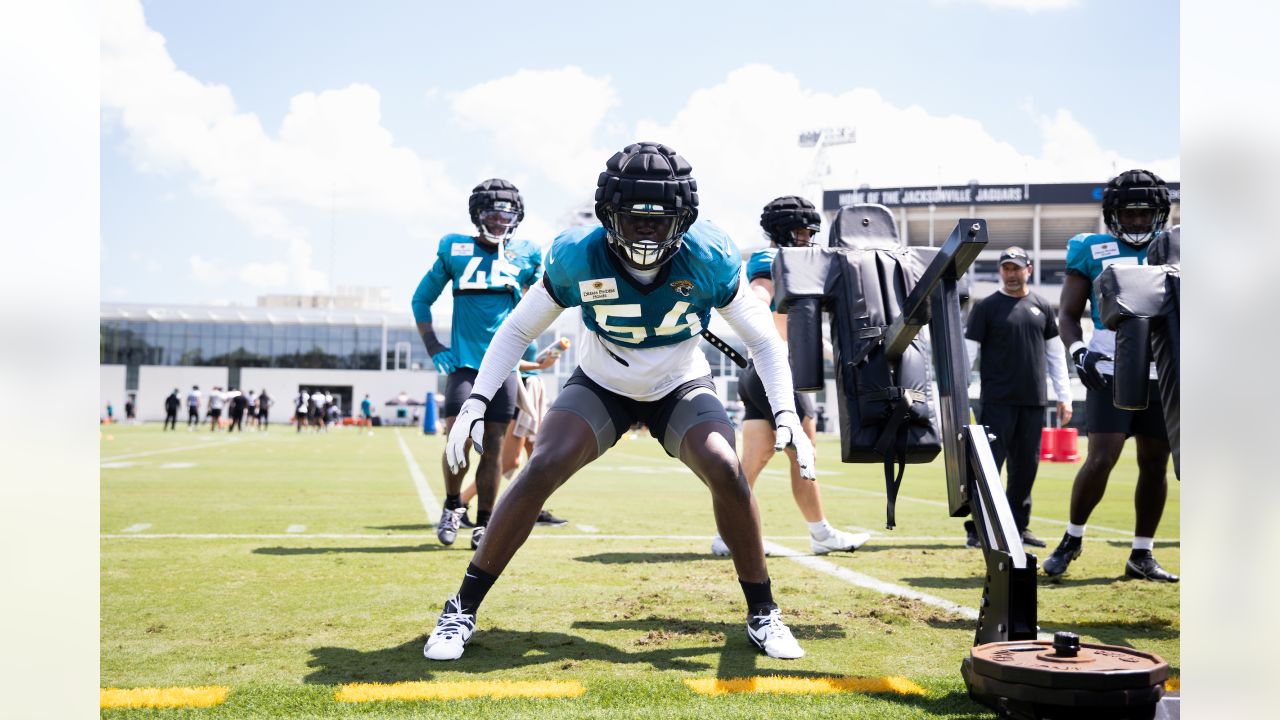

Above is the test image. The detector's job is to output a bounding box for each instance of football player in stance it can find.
[424,142,814,662]
[1043,169,1178,582]
[709,196,869,557]
[411,179,543,550]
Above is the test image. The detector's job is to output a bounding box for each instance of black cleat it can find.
[1042,533,1083,577]
[963,520,980,549]
[470,524,485,550]
[1021,529,1047,548]
[1125,550,1179,582]
[458,506,476,529]
[535,509,569,527]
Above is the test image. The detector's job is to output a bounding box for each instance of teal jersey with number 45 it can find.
[542,222,742,350]
[411,234,543,371]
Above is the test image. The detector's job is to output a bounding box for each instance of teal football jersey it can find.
[543,222,742,349]
[1065,233,1152,330]
[519,342,539,378]
[411,234,543,370]
[746,248,779,310]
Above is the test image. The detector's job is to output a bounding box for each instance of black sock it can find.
[476,509,492,526]
[457,562,499,614]
[739,578,775,615]
[1129,548,1152,560]
[445,494,463,510]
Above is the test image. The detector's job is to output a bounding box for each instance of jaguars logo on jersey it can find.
[670,279,694,297]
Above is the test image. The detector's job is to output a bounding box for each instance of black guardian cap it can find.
[760,195,821,247]
[469,178,524,244]
[1102,169,1170,248]
[594,142,699,270]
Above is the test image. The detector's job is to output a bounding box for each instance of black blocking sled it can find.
[772,205,1174,720]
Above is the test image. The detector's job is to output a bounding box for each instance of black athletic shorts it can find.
[553,368,732,458]
[1085,377,1168,439]
[209,408,222,419]
[737,360,815,426]
[445,367,518,423]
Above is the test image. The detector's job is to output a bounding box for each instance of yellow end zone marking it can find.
[336,680,586,702]
[100,686,228,708]
[685,675,926,697]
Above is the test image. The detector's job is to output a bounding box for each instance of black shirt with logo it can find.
[965,290,1059,406]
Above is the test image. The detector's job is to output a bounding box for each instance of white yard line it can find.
[773,470,1134,537]
[576,525,599,533]
[286,525,306,533]
[101,436,254,463]
[763,540,979,621]
[394,430,441,519]
[606,451,1134,537]
[120,523,152,533]
[100,532,1174,543]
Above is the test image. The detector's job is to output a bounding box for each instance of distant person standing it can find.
[164,389,180,431]
[361,394,374,428]
[207,386,225,431]
[227,389,248,432]
[246,389,259,429]
[962,247,1072,549]
[105,402,114,424]
[257,390,273,430]
[295,389,310,433]
[186,385,202,429]
[125,394,136,423]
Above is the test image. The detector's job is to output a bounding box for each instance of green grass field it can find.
[100,423,1179,718]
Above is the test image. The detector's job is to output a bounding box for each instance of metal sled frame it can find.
[882,219,1039,645]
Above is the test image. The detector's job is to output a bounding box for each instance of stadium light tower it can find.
[798,126,856,211]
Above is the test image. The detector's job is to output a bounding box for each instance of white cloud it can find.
[238,262,290,288]
[935,0,1079,12]
[451,67,618,193]
[188,255,225,286]
[636,64,1177,249]
[101,0,464,293]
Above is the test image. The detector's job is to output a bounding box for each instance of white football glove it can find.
[774,410,817,480]
[445,397,488,473]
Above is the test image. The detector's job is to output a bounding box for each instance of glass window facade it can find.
[100,319,408,371]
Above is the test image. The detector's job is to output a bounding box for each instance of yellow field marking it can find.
[336,680,586,702]
[100,686,228,708]
[1166,677,1180,692]
[685,675,927,697]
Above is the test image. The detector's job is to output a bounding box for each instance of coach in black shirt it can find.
[964,247,1072,548]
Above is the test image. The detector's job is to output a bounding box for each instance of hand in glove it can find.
[1071,346,1110,392]
[431,349,458,375]
[773,410,817,480]
[445,397,487,473]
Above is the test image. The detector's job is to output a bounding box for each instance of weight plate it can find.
[969,640,1168,691]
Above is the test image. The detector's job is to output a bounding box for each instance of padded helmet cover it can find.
[760,195,821,246]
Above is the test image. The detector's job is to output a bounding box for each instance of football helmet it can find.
[1102,169,1170,248]
[594,142,698,270]
[469,178,524,245]
[760,195,821,247]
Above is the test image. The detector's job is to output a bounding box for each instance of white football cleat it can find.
[710,535,730,557]
[810,529,871,555]
[423,595,476,661]
[746,607,805,659]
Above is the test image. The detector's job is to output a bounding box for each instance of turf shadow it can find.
[253,543,450,556]
[574,552,714,564]
[304,628,731,684]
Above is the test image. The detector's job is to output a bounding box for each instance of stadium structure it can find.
[100,181,1178,427]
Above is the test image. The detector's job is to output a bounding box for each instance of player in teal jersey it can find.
[710,196,870,558]
[1043,169,1177,582]
[423,143,814,662]
[411,179,543,550]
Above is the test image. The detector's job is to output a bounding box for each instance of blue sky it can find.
[101,0,1179,309]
